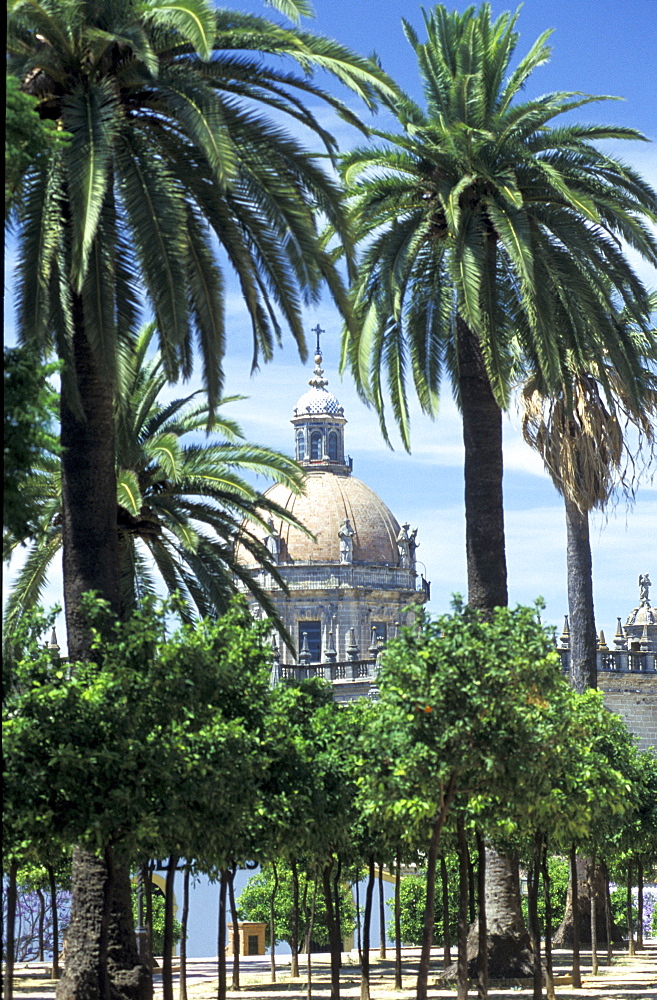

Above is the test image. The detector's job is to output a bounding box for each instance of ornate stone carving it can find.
[639,573,651,607]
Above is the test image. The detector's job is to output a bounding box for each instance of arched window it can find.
[296,431,305,461]
[328,431,338,461]
[310,431,322,460]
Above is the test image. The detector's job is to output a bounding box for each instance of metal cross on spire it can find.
[311,324,324,356]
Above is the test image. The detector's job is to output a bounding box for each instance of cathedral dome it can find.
[246,470,402,566]
[293,385,342,416]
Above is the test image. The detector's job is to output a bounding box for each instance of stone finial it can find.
[299,631,311,666]
[597,630,609,651]
[324,630,337,664]
[271,635,280,662]
[558,615,570,649]
[368,626,378,657]
[614,618,627,650]
[346,627,359,661]
[640,623,650,651]
[48,627,60,653]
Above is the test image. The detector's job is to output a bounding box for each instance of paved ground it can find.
[10,942,657,1000]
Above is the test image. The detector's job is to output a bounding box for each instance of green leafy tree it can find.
[4,323,308,635]
[364,602,575,996]
[130,884,181,956]
[3,596,273,999]
[389,863,460,947]
[3,346,59,559]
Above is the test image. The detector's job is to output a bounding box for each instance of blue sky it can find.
[5,0,656,648]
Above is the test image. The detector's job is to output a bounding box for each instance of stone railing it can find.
[277,658,377,683]
[558,649,656,673]
[248,562,420,594]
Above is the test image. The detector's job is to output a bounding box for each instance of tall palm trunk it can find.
[57,313,146,1000]
[565,499,597,692]
[458,321,532,977]
[457,319,508,615]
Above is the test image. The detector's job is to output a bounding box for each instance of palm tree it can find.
[4,324,309,637]
[338,2,657,986]
[521,346,657,693]
[7,1,394,994]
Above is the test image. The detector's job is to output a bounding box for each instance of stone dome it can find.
[293,385,343,416]
[246,470,402,566]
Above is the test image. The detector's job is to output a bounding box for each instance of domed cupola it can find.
[291,325,350,473]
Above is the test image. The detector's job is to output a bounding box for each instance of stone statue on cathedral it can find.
[338,517,355,563]
[265,518,281,563]
[639,573,651,606]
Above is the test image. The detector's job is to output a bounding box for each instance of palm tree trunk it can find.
[564,499,597,692]
[456,318,507,614]
[58,301,144,999]
[56,846,114,1000]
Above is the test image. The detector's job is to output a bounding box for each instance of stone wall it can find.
[599,671,657,752]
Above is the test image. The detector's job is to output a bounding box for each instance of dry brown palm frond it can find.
[521,370,656,514]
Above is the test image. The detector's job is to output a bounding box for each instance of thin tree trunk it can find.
[305,875,318,1000]
[37,887,46,962]
[217,871,228,1000]
[627,861,635,956]
[291,860,300,978]
[602,860,613,964]
[228,865,240,990]
[179,867,190,1000]
[456,816,469,1000]
[48,865,60,980]
[441,856,451,968]
[360,857,375,1000]
[162,855,178,1000]
[378,861,386,959]
[322,861,341,1000]
[355,869,362,962]
[145,864,154,976]
[333,858,342,965]
[636,859,643,950]
[589,856,598,976]
[564,500,597,692]
[527,836,542,1000]
[394,853,402,989]
[468,846,476,928]
[540,838,555,1000]
[417,813,444,1000]
[476,832,487,1000]
[270,861,279,983]
[4,860,18,1000]
[570,846,581,988]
